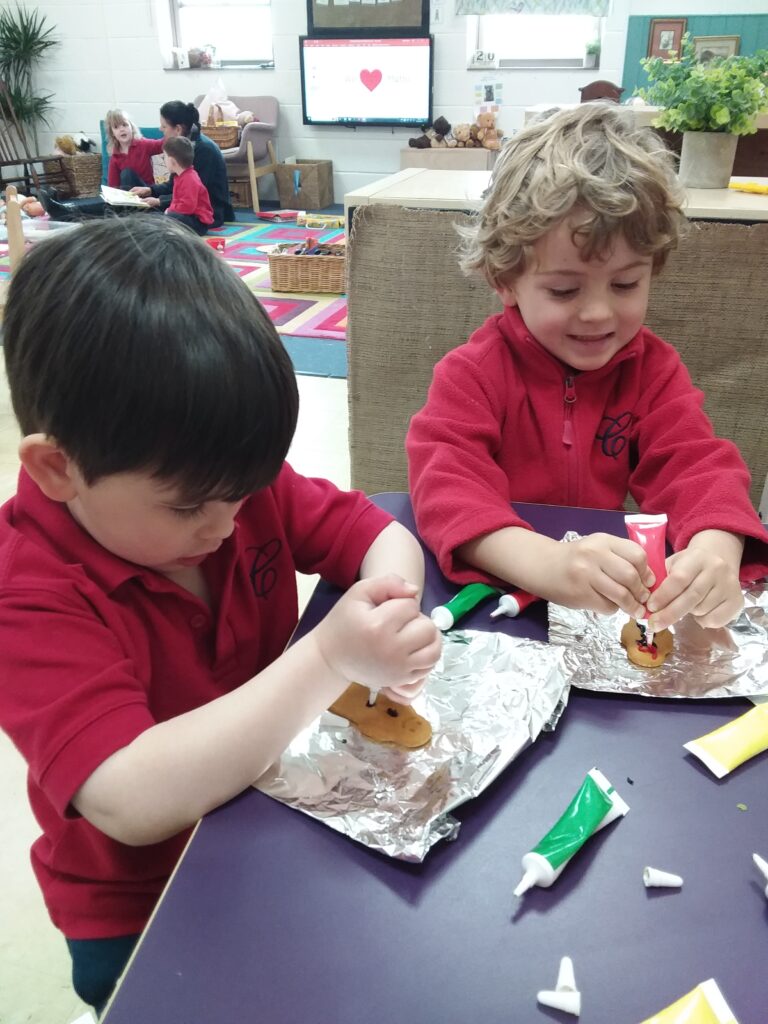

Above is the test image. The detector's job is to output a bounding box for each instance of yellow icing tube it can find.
[639,978,739,1024]
[683,704,768,779]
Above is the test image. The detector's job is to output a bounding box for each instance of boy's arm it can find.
[358,520,425,597]
[73,574,441,847]
[167,175,197,216]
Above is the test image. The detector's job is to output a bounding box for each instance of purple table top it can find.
[105,499,768,1024]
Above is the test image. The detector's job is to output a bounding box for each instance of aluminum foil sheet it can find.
[549,580,768,699]
[255,631,572,862]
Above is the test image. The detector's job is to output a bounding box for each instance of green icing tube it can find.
[430,583,501,631]
[514,768,630,896]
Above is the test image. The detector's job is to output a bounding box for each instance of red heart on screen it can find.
[360,69,382,92]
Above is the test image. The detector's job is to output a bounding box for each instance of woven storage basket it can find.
[43,153,103,197]
[268,243,346,294]
[204,106,239,149]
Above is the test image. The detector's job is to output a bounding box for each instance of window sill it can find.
[467,60,600,71]
[163,62,275,71]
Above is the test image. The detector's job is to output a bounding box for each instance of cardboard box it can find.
[275,159,333,210]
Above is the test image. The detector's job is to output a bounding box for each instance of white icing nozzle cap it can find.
[556,956,577,993]
[513,869,537,897]
[643,866,683,888]
[537,989,581,1016]
[430,605,454,631]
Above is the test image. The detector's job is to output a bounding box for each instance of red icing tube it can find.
[490,589,541,619]
[625,513,668,616]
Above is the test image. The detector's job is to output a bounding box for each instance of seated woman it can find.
[41,101,235,228]
[132,101,234,228]
[105,109,164,190]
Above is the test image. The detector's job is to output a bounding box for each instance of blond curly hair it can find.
[458,104,686,287]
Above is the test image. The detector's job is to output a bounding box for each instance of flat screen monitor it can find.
[299,36,433,127]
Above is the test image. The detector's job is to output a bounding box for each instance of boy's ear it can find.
[18,435,79,502]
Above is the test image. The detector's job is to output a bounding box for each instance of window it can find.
[469,14,602,69]
[169,0,273,67]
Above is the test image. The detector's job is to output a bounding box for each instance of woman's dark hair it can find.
[3,216,299,502]
[160,100,201,140]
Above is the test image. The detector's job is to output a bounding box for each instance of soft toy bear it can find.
[452,123,473,148]
[237,110,257,127]
[476,111,501,151]
[408,115,455,149]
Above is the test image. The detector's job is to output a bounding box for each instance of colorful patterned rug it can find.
[1,217,348,378]
[210,220,347,344]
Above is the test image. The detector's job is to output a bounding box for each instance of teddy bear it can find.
[475,111,501,151]
[452,123,475,148]
[408,115,455,149]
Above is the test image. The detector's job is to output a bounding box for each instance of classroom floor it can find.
[0,366,350,1023]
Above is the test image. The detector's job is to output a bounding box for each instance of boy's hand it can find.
[647,530,744,631]
[543,533,653,618]
[314,574,442,694]
[144,197,161,209]
[130,186,152,197]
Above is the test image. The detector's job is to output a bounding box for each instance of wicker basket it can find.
[43,153,103,197]
[204,106,239,149]
[268,243,346,294]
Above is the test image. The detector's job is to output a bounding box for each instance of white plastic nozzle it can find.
[513,868,537,897]
[753,853,768,896]
[556,956,577,993]
[366,689,379,707]
[537,989,581,1016]
[490,594,521,619]
[643,866,683,888]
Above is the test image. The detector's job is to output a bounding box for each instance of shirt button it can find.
[190,613,207,629]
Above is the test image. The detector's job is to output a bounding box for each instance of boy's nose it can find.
[578,296,613,323]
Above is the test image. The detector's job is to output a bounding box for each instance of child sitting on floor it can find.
[162,135,214,235]
[0,216,441,1014]
[407,104,767,634]
[105,108,164,190]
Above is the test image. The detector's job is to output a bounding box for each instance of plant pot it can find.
[678,131,738,189]
[583,53,597,69]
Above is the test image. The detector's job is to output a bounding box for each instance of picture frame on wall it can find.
[306,0,430,38]
[693,35,740,64]
[647,18,687,60]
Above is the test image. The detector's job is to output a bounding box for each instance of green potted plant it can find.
[0,4,58,149]
[638,35,768,188]
[584,40,600,70]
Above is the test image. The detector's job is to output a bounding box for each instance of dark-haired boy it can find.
[162,134,213,235]
[0,216,441,1013]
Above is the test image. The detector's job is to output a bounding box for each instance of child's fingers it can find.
[593,571,647,619]
[355,574,419,608]
[600,551,652,608]
[693,591,744,629]
[602,536,654,588]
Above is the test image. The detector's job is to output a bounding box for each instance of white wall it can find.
[29,0,768,202]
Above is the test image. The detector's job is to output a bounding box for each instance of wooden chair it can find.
[246,138,278,213]
[578,80,625,103]
[0,80,69,195]
[0,184,25,318]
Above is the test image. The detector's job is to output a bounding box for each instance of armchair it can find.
[194,94,278,178]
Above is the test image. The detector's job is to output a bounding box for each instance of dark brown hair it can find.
[162,135,194,169]
[3,216,298,501]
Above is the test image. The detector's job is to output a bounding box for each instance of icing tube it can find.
[490,589,540,619]
[625,513,668,618]
[431,583,500,631]
[639,978,739,1024]
[683,704,768,778]
[513,768,629,896]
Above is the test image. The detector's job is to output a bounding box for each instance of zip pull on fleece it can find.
[563,375,577,446]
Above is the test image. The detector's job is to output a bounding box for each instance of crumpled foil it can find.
[549,559,768,699]
[255,631,572,861]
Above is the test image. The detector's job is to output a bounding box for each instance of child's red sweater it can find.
[168,166,214,224]
[407,306,768,585]
[107,137,164,187]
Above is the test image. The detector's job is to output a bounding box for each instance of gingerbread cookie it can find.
[329,683,432,749]
[620,620,674,668]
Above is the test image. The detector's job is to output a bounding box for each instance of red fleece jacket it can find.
[168,166,214,224]
[407,306,768,586]
[107,137,164,187]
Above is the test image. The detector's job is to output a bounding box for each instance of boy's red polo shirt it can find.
[0,464,392,938]
[168,165,214,224]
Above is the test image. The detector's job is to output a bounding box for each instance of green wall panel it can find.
[622,13,768,98]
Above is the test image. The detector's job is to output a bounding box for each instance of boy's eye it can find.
[549,287,578,299]
[170,505,205,519]
[613,281,640,291]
